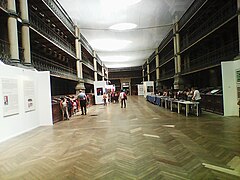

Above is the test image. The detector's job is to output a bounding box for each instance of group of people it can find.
[102,90,128,108]
[59,90,88,120]
[158,87,202,115]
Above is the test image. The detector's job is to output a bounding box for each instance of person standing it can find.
[119,89,127,108]
[78,90,87,115]
[103,93,107,106]
[192,87,202,115]
[60,97,69,120]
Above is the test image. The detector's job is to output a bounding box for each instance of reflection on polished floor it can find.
[0,96,240,179]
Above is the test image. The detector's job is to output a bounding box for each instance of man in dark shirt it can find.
[78,90,87,115]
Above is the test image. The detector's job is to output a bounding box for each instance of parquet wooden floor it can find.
[0,96,240,180]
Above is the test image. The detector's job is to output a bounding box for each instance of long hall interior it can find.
[0,0,240,179]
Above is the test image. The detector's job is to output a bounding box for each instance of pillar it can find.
[142,67,145,82]
[19,0,31,65]
[155,49,160,90]
[75,26,85,93]
[93,51,97,81]
[238,0,240,55]
[147,59,150,81]
[102,65,104,81]
[8,0,19,63]
[173,22,184,90]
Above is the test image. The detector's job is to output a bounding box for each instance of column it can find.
[173,22,184,90]
[237,0,240,55]
[142,67,145,82]
[155,49,160,90]
[147,59,150,81]
[75,27,85,93]
[8,0,19,63]
[93,51,98,81]
[20,0,31,65]
[102,65,104,81]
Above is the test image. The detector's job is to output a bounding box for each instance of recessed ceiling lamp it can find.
[101,0,142,7]
[109,23,137,31]
[91,39,132,51]
[102,56,130,62]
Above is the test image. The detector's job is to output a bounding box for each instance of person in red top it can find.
[119,89,127,108]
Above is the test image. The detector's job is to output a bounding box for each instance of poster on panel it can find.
[2,78,19,117]
[24,80,36,112]
[138,84,144,95]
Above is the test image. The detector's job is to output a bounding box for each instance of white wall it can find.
[143,81,154,98]
[0,63,52,143]
[137,84,144,96]
[94,81,107,104]
[221,61,239,116]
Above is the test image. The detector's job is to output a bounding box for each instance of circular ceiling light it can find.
[101,0,142,7]
[102,56,130,62]
[109,23,137,31]
[91,39,132,51]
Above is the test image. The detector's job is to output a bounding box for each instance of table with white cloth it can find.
[177,100,199,116]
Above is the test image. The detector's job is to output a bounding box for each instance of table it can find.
[177,101,199,116]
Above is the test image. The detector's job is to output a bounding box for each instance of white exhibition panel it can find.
[221,61,239,116]
[0,63,52,143]
[143,81,154,98]
[94,81,107,104]
[137,84,144,96]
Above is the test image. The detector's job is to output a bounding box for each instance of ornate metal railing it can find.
[109,71,142,79]
[0,0,7,10]
[108,66,142,72]
[178,0,207,29]
[29,10,76,57]
[82,55,94,70]
[160,68,175,80]
[32,53,78,81]
[148,51,156,63]
[149,60,156,73]
[150,71,156,81]
[181,1,237,50]
[42,0,75,34]
[159,49,174,66]
[0,39,11,64]
[80,34,94,55]
[83,73,94,81]
[181,40,239,74]
[158,29,173,51]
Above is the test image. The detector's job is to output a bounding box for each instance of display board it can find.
[94,81,107,104]
[143,81,154,98]
[24,80,36,112]
[137,84,144,96]
[2,78,19,117]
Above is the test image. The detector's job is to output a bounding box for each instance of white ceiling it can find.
[58,0,194,68]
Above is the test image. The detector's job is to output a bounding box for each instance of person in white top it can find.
[119,89,127,108]
[191,87,202,115]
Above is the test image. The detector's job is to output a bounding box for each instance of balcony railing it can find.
[181,40,239,74]
[42,0,75,34]
[181,1,237,50]
[160,68,175,80]
[83,73,94,81]
[158,29,173,51]
[0,39,11,64]
[178,0,207,30]
[0,0,7,10]
[29,10,76,57]
[159,49,174,66]
[31,52,78,81]
[82,56,94,70]
[80,34,94,55]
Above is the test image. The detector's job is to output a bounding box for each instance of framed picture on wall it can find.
[97,88,103,96]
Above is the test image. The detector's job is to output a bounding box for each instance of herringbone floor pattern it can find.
[0,96,240,179]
